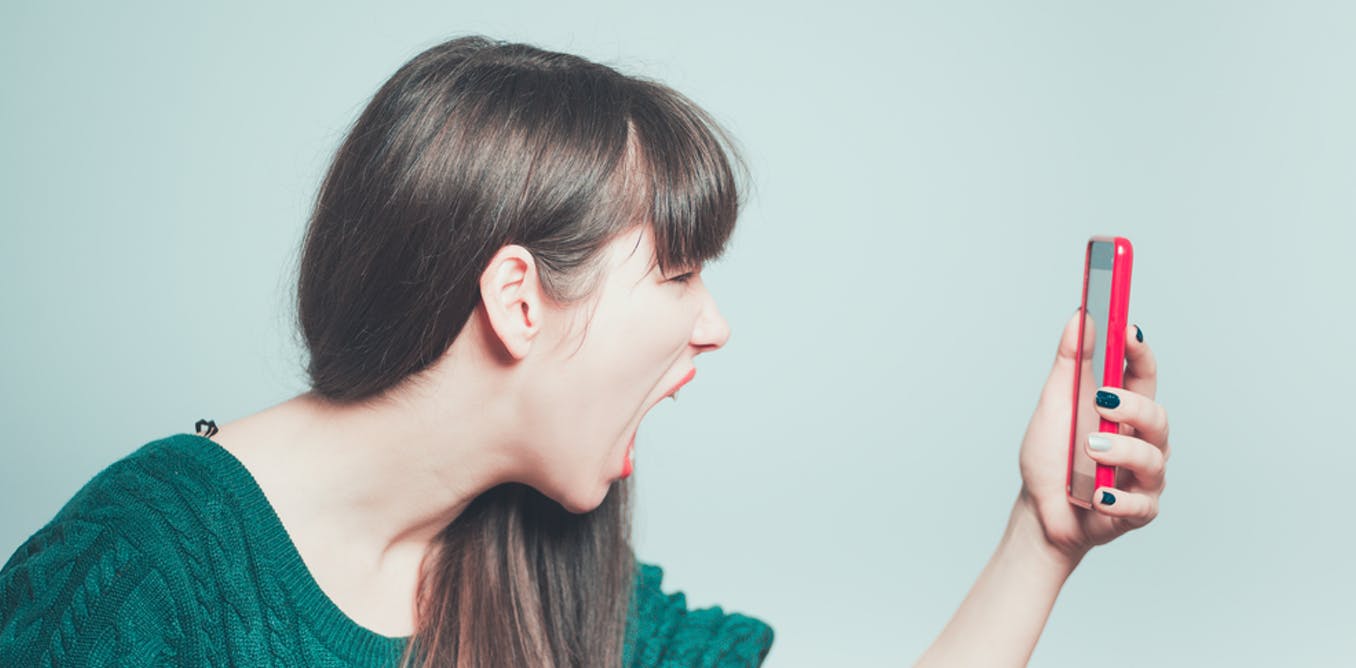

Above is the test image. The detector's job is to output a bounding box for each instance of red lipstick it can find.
[664,368,697,399]
[622,438,634,478]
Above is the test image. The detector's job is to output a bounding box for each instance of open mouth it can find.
[621,368,696,479]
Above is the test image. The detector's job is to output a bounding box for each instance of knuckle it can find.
[1137,397,1158,428]
[1145,447,1167,479]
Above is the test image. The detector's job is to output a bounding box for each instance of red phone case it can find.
[1066,236,1133,508]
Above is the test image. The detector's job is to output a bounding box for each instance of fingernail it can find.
[1088,434,1113,451]
[1134,325,1144,343]
[1095,390,1120,409]
[1100,491,1116,506]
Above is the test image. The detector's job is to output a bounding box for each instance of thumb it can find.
[1040,310,1091,404]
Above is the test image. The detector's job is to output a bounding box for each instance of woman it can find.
[0,36,1169,667]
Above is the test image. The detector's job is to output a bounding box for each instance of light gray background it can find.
[3,1,1353,666]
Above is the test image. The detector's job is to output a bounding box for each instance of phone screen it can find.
[1069,241,1116,504]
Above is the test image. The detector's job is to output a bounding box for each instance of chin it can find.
[552,480,612,515]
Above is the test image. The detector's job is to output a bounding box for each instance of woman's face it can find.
[527,225,730,512]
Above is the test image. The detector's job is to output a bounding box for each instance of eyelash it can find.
[670,272,695,283]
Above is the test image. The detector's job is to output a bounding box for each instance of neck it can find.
[211,350,523,634]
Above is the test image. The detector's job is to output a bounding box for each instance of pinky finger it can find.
[1093,487,1159,526]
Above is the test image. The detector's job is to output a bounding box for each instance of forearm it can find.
[915,493,1084,667]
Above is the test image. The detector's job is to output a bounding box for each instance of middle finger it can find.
[1094,386,1170,450]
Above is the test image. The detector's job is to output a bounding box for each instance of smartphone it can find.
[1067,236,1133,509]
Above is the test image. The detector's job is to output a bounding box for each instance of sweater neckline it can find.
[169,433,411,662]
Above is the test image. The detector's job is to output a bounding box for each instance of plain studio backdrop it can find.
[2,2,1352,666]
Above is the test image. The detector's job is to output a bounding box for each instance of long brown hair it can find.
[295,36,744,667]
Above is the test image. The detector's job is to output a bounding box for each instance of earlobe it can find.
[479,245,543,360]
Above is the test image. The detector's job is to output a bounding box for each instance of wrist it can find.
[917,490,1082,666]
[1008,491,1087,576]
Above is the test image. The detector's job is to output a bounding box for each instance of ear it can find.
[479,244,545,360]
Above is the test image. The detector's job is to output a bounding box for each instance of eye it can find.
[669,272,696,284]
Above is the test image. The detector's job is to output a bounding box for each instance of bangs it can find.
[624,81,745,276]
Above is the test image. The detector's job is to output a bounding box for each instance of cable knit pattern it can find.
[0,434,773,667]
[623,565,774,667]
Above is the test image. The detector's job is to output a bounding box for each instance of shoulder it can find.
[22,433,219,528]
[5,434,223,571]
[0,514,188,666]
[626,562,774,668]
[0,434,220,665]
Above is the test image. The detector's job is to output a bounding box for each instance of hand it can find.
[1017,313,1171,561]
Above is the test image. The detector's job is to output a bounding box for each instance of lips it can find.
[622,436,635,478]
[663,368,697,400]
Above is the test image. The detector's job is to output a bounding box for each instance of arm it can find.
[914,492,1084,667]
[1,520,183,667]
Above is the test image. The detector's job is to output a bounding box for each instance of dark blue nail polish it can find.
[1134,325,1143,343]
[1100,491,1116,505]
[1095,390,1120,409]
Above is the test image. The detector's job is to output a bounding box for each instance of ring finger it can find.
[1084,432,1167,491]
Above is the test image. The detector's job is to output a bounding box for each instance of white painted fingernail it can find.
[1088,434,1113,451]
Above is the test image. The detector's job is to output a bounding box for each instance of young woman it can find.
[0,36,1170,667]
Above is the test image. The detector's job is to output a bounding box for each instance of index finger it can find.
[1123,324,1157,400]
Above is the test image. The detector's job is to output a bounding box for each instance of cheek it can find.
[596,294,694,371]
[548,288,697,434]
[569,311,689,440]
[629,307,691,359]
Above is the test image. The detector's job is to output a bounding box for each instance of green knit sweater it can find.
[0,434,773,666]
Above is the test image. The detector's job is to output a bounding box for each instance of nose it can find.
[690,284,731,352]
